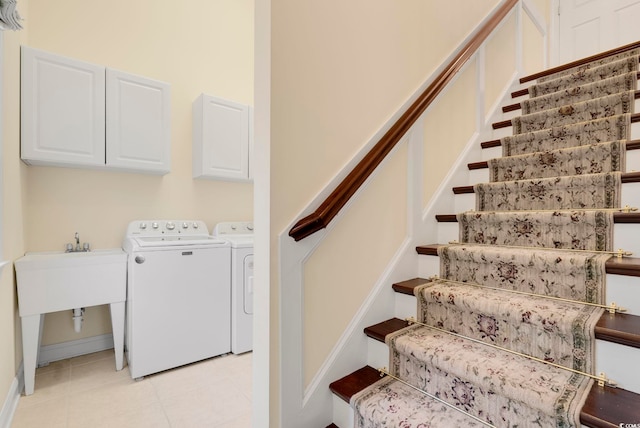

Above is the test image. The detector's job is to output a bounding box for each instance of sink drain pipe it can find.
[72,308,85,333]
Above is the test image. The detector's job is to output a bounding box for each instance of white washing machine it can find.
[213,222,253,354]
[122,220,231,379]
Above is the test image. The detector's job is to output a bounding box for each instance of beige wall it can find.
[0,11,29,403]
[303,142,408,387]
[271,0,499,425]
[523,7,547,76]
[485,12,517,115]
[16,0,255,345]
[423,60,479,205]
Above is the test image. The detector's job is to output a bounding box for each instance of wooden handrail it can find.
[519,41,640,83]
[289,0,519,241]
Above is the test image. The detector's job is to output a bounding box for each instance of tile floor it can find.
[11,350,252,428]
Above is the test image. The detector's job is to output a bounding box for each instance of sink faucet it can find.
[66,232,90,253]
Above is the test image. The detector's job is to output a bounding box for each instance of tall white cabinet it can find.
[21,47,171,174]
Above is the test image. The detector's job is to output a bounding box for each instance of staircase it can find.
[327,48,640,427]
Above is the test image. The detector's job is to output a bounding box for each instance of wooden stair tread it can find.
[580,384,640,427]
[596,313,640,348]
[511,88,529,98]
[329,365,382,403]
[435,212,640,223]
[392,278,433,295]
[364,318,411,341]
[360,317,640,427]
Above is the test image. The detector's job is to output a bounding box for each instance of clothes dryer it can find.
[213,222,253,354]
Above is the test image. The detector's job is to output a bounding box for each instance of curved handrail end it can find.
[289,212,327,241]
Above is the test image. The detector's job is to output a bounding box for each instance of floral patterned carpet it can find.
[351,49,639,427]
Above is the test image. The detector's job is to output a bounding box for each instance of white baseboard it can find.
[0,363,23,428]
[38,333,114,366]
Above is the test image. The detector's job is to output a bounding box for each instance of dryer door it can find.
[243,254,254,314]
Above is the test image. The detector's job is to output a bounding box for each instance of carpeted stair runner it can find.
[437,244,609,304]
[386,324,592,427]
[351,376,486,428]
[351,46,636,427]
[528,56,638,97]
[414,279,603,372]
[502,114,631,156]
[457,210,614,251]
[522,72,637,114]
[475,172,621,211]
[488,140,625,181]
[512,90,634,134]
[534,49,639,83]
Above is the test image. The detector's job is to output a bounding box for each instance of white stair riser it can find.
[481,145,502,161]
[469,168,489,183]
[394,293,417,321]
[367,338,389,371]
[607,274,640,315]
[596,340,640,394]
[332,395,354,428]
[614,224,640,255]
[436,222,458,244]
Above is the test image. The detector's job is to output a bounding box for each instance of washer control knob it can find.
[166,222,175,230]
[247,224,254,231]
[152,222,159,229]
[182,222,189,229]
[135,255,145,264]
[139,222,147,230]
[192,222,199,229]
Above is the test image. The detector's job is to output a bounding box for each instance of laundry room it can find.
[7,0,254,384]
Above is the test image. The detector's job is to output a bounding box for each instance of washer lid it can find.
[131,235,227,248]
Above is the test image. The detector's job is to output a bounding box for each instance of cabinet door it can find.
[21,47,106,167]
[193,94,250,181]
[106,69,171,174]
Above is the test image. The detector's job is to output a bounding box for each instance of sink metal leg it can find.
[109,301,125,371]
[21,314,42,395]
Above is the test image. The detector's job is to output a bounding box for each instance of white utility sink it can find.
[16,249,126,315]
[15,248,127,395]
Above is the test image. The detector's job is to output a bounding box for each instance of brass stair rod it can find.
[377,367,497,428]
[425,276,626,314]
[446,241,633,258]
[405,317,617,387]
[465,205,638,213]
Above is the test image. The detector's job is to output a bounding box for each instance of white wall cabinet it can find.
[21,47,106,167]
[192,94,252,182]
[106,69,170,174]
[21,47,171,175]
